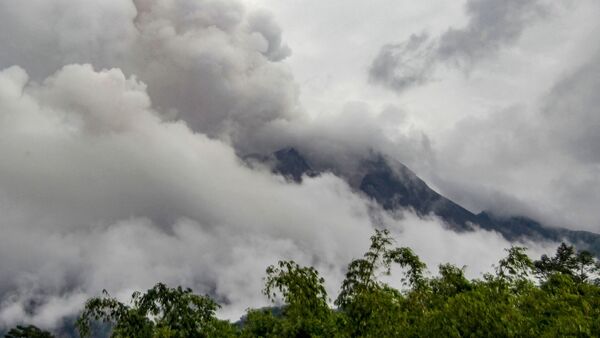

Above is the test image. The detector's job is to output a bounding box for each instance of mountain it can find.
[269,148,600,256]
[273,148,317,182]
[358,157,481,230]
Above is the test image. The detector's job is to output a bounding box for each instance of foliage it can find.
[534,242,600,284]
[334,229,426,337]
[260,260,334,337]
[7,234,600,338]
[75,283,235,338]
[5,325,54,338]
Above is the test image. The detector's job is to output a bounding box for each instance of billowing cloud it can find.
[369,0,549,92]
[246,101,434,179]
[437,0,548,64]
[369,33,437,93]
[0,0,298,145]
[0,64,534,329]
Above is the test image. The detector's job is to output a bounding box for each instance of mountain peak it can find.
[267,147,600,256]
[273,147,315,182]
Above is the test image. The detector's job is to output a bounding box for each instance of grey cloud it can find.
[0,0,429,166]
[537,52,600,228]
[369,33,436,92]
[429,50,600,232]
[437,0,547,63]
[243,101,435,180]
[0,64,528,329]
[369,0,548,92]
[0,0,298,147]
[0,0,138,78]
[541,55,600,163]
[247,10,293,61]
[0,64,372,326]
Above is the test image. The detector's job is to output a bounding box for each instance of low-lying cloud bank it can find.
[0,63,551,329]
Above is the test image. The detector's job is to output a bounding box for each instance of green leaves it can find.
[264,261,328,309]
[336,229,427,309]
[262,261,334,337]
[386,246,427,289]
[75,283,228,338]
[497,246,534,282]
[5,325,54,338]
[535,243,600,284]
[10,233,600,338]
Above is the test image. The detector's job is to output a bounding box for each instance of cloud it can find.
[369,33,437,92]
[0,0,432,172]
[0,63,369,326]
[246,10,292,62]
[245,101,434,178]
[0,0,298,146]
[541,54,600,163]
[437,0,548,64]
[369,0,549,92]
[428,49,600,231]
[0,63,545,329]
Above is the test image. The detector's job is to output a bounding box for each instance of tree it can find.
[336,229,426,308]
[430,263,471,298]
[261,260,334,337]
[496,246,534,282]
[5,325,54,338]
[76,283,234,338]
[534,242,599,283]
[9,230,600,337]
[335,229,426,337]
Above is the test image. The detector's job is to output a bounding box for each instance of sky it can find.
[0,0,598,329]
[253,0,600,228]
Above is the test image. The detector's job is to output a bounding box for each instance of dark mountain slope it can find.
[358,157,480,230]
[269,147,600,256]
[273,148,316,182]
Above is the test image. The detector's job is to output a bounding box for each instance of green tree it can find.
[239,308,280,338]
[5,325,54,338]
[336,229,426,308]
[497,246,534,283]
[261,260,335,337]
[535,243,599,283]
[11,230,600,338]
[429,263,471,299]
[76,283,234,338]
[335,229,426,337]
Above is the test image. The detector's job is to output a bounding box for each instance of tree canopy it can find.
[6,230,600,337]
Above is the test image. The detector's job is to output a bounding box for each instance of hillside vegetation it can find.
[7,230,600,338]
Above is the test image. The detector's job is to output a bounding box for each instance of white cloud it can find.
[0,63,544,329]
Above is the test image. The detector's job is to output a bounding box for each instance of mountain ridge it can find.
[267,147,600,256]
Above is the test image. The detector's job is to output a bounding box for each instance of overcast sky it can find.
[0,0,598,329]
[251,0,600,230]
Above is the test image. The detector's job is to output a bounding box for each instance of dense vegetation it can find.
[6,230,600,337]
